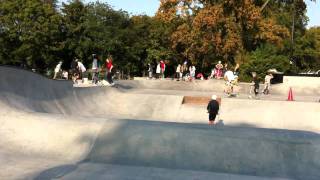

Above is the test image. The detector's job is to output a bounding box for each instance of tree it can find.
[156,0,290,70]
[294,27,320,70]
[0,0,63,71]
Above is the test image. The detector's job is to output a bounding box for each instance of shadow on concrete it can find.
[34,164,77,180]
[34,119,320,180]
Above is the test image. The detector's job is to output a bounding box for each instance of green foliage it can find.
[294,27,320,70]
[0,0,319,78]
[240,44,290,82]
[0,0,62,72]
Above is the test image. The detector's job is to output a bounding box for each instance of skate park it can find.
[1,66,320,180]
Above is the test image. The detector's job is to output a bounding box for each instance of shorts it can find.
[209,113,217,121]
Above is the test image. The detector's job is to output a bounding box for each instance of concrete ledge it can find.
[182,96,211,105]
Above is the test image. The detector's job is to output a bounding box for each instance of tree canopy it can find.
[0,0,319,79]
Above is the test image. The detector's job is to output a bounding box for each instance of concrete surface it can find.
[1,66,319,131]
[1,66,320,180]
[86,119,320,180]
[119,78,320,96]
[35,162,292,180]
[283,76,320,87]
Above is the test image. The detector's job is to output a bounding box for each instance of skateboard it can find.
[227,93,237,98]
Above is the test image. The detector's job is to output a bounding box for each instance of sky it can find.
[60,0,319,28]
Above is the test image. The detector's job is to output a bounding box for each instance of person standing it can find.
[92,54,99,84]
[71,59,79,84]
[105,56,114,85]
[253,76,260,98]
[207,95,220,125]
[233,63,240,84]
[148,63,153,79]
[176,64,181,81]
[156,62,161,79]
[249,72,259,99]
[224,70,236,96]
[77,60,86,80]
[189,65,196,81]
[53,61,62,79]
[215,61,223,79]
[263,73,273,95]
[160,60,166,79]
[182,61,188,80]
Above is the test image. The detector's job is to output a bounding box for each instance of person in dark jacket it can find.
[70,58,79,84]
[253,76,260,98]
[207,95,220,125]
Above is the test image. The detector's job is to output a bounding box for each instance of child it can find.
[207,95,220,125]
[263,73,273,95]
[253,76,260,98]
[249,72,259,99]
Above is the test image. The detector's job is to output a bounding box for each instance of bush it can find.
[240,44,290,82]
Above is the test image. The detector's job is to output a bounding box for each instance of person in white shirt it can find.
[176,64,181,81]
[148,63,153,79]
[189,65,196,80]
[224,70,236,96]
[53,61,62,79]
[77,61,86,79]
[92,54,99,84]
[263,73,273,95]
[156,62,161,79]
[224,70,235,82]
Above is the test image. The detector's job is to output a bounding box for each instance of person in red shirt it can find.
[160,60,166,79]
[105,56,114,85]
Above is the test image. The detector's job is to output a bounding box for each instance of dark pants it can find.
[92,70,99,84]
[209,113,217,121]
[106,71,113,84]
[254,85,259,95]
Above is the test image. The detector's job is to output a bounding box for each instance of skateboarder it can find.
[252,75,260,98]
[224,70,236,97]
[207,95,220,125]
[105,56,114,86]
[263,73,273,95]
[77,60,86,80]
[249,72,259,99]
[53,61,62,79]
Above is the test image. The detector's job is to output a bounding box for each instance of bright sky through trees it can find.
[60,0,319,27]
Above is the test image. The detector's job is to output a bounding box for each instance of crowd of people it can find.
[53,56,274,96]
[148,60,199,81]
[52,57,280,126]
[147,60,275,98]
[53,54,115,86]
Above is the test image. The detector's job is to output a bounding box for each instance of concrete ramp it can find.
[85,119,320,180]
[119,79,320,96]
[1,66,320,179]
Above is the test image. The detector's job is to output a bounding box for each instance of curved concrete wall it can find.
[87,119,320,180]
[120,79,320,96]
[1,66,320,132]
[1,67,320,179]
